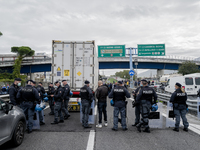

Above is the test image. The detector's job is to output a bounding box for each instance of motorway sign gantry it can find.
[98,45,125,57]
[129,70,135,76]
[138,44,165,56]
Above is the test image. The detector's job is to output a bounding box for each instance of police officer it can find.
[96,80,109,128]
[62,80,71,119]
[108,81,130,131]
[132,83,143,126]
[51,81,64,124]
[36,82,45,125]
[170,83,189,132]
[17,80,40,133]
[136,79,157,133]
[47,83,55,115]
[79,80,93,128]
[9,78,22,106]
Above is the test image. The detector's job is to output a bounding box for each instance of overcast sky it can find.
[0,0,200,75]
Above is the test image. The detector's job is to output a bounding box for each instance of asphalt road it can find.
[1,98,200,150]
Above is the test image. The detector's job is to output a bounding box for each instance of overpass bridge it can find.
[0,54,200,74]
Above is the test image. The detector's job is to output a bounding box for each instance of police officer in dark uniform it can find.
[62,80,71,119]
[9,78,22,106]
[136,79,157,133]
[47,83,55,115]
[108,81,130,131]
[79,80,93,128]
[36,82,45,125]
[51,81,64,124]
[170,82,189,132]
[17,80,40,133]
[132,83,143,126]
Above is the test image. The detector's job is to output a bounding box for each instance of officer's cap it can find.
[85,80,90,84]
[32,81,36,84]
[62,80,66,82]
[175,82,182,87]
[15,78,21,81]
[26,80,33,84]
[118,81,123,84]
[141,79,148,83]
[38,82,42,85]
[54,81,59,84]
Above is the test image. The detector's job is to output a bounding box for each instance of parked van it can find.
[165,73,200,95]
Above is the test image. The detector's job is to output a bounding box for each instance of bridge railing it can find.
[0,58,51,66]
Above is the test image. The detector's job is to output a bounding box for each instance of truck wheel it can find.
[12,121,25,146]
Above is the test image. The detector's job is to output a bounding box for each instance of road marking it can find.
[162,113,200,135]
[95,105,97,115]
[44,105,50,110]
[86,130,95,150]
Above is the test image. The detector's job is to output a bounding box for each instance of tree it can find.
[0,31,2,36]
[11,46,35,78]
[178,61,200,75]
[115,70,136,80]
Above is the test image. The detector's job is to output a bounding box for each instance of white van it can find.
[165,73,200,95]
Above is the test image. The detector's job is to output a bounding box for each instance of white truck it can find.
[52,40,98,111]
[165,73,200,95]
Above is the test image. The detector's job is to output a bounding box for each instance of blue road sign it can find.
[129,70,135,76]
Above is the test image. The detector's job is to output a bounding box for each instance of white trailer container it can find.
[52,40,98,110]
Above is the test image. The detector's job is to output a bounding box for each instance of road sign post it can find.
[129,48,133,88]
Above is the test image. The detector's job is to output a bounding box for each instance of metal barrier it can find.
[0,94,10,102]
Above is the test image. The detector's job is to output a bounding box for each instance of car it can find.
[0,98,26,147]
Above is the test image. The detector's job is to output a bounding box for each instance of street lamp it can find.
[134,59,138,87]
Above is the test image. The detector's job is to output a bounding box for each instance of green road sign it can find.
[98,45,125,57]
[138,44,165,56]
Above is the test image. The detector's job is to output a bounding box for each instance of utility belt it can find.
[22,100,34,103]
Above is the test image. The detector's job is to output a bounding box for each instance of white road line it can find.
[95,105,97,115]
[44,105,50,110]
[162,113,200,135]
[86,130,95,150]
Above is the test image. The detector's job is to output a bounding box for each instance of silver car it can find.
[0,98,26,147]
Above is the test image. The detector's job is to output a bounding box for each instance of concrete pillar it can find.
[30,73,35,80]
[157,69,164,79]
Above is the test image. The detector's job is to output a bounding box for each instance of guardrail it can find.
[0,94,10,102]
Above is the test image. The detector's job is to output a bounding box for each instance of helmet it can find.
[110,99,114,106]
[44,97,48,102]
[151,104,158,112]
[35,104,43,111]
[70,91,73,96]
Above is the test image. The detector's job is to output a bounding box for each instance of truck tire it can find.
[11,121,25,146]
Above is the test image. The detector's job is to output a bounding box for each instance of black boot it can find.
[143,127,150,133]
[51,121,58,125]
[132,123,138,126]
[136,123,142,132]
[173,128,179,132]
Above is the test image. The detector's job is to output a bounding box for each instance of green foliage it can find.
[178,61,200,75]
[115,70,136,80]
[11,46,35,79]
[107,78,117,83]
[11,46,35,57]
[0,31,2,36]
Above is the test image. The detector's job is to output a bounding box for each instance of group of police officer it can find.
[9,78,71,133]
[95,79,189,133]
[9,77,189,133]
